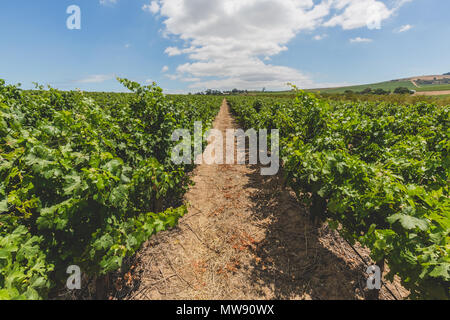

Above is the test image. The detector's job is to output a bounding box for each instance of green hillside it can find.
[416,84,450,92]
[248,75,450,96]
[308,80,416,94]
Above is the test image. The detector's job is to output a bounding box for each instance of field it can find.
[309,82,450,94]
[0,79,222,299]
[255,75,450,95]
[416,84,450,92]
[308,80,417,94]
[228,93,449,300]
[0,79,449,300]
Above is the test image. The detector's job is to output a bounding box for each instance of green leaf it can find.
[387,213,429,231]
[428,263,450,281]
[0,199,8,213]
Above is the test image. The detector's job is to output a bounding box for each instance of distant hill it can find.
[258,74,450,96]
[307,80,415,94]
[304,74,450,94]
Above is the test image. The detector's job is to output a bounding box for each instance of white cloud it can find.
[313,34,328,41]
[99,0,117,6]
[181,60,315,90]
[124,43,131,48]
[181,77,201,82]
[394,0,413,8]
[161,65,169,73]
[142,1,161,14]
[396,24,413,33]
[149,0,410,90]
[76,74,114,83]
[164,46,197,56]
[350,37,373,43]
[324,0,393,30]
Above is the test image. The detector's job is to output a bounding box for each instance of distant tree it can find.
[360,88,373,95]
[394,87,413,95]
[202,89,223,95]
[373,88,390,95]
[229,88,247,95]
[344,90,354,95]
[444,72,450,76]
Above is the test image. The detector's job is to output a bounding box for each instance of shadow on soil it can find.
[243,165,368,300]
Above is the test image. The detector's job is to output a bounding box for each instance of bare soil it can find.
[411,80,420,88]
[414,90,450,96]
[109,100,408,300]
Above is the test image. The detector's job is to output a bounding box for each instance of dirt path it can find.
[414,90,450,96]
[411,80,420,88]
[116,100,407,300]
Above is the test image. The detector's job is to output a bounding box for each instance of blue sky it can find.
[0,0,449,92]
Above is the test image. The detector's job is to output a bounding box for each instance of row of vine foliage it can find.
[0,78,222,299]
[227,91,449,299]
